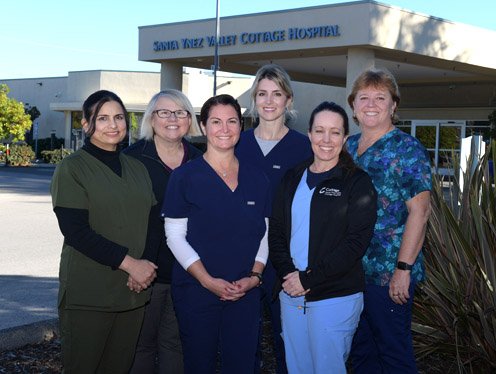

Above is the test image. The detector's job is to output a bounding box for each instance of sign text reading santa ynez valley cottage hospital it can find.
[153,25,340,52]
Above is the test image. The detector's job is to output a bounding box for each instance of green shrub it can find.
[0,144,6,163]
[27,137,65,158]
[41,147,73,164]
[413,141,496,373]
[7,143,35,166]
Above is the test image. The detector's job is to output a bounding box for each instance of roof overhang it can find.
[138,1,496,91]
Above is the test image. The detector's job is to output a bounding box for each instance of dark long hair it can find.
[82,90,128,137]
[308,101,356,172]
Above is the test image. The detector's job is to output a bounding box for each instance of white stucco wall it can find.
[0,77,66,139]
[66,70,160,107]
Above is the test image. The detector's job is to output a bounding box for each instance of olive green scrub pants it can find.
[59,298,145,374]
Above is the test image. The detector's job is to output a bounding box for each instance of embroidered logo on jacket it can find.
[319,187,341,197]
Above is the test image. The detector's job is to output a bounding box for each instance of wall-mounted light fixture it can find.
[216,81,232,90]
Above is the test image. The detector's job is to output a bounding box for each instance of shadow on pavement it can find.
[0,166,55,196]
[0,275,58,331]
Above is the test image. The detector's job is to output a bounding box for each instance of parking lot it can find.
[0,165,61,332]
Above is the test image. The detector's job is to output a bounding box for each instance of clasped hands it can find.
[206,276,260,302]
[119,255,157,293]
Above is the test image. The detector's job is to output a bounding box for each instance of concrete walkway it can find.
[0,164,61,350]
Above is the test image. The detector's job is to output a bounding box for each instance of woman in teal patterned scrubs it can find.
[346,68,432,374]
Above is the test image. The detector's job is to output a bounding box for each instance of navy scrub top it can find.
[235,128,312,198]
[162,157,271,285]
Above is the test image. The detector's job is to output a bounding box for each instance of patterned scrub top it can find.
[346,128,432,286]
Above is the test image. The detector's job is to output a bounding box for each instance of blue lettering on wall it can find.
[181,37,204,49]
[153,40,180,51]
[152,25,339,52]
[219,34,237,46]
[206,35,237,47]
[241,30,285,44]
[207,36,215,47]
[288,25,340,40]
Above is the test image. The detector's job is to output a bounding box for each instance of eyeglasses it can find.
[153,109,190,119]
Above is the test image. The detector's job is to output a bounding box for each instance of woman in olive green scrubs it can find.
[51,90,158,373]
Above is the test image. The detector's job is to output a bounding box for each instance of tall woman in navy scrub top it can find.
[162,94,272,374]
[270,102,377,373]
[235,64,312,374]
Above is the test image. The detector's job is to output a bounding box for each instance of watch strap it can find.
[248,271,263,286]
[397,261,413,271]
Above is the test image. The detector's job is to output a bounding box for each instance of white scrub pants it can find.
[280,291,363,374]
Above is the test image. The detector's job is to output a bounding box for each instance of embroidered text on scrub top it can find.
[319,187,341,197]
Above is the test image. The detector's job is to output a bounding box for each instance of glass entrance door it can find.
[412,121,464,176]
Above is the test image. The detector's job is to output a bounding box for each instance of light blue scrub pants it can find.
[280,291,363,374]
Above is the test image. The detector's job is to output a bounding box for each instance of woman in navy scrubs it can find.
[162,94,271,374]
[235,64,312,374]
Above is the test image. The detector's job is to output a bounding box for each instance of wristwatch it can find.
[248,271,263,287]
[397,261,413,271]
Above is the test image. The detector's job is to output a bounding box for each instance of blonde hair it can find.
[249,64,296,124]
[347,68,401,124]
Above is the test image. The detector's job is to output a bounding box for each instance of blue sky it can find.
[1,0,494,79]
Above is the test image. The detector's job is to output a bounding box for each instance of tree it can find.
[0,84,32,142]
[128,112,139,144]
[25,105,41,122]
[24,104,41,143]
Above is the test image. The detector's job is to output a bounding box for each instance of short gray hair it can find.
[140,89,201,140]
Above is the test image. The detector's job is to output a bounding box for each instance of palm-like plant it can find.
[413,141,496,373]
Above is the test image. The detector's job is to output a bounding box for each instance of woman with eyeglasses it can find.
[124,89,202,374]
[162,94,271,373]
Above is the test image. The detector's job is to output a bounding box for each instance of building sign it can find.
[153,24,340,52]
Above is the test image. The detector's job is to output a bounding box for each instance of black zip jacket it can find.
[123,138,203,283]
[269,158,377,302]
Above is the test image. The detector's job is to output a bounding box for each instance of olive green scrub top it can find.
[51,149,156,312]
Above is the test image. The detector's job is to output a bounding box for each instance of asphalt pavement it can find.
[0,163,62,350]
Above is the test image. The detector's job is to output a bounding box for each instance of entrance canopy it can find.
[139,1,496,119]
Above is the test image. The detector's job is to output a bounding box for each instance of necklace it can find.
[208,159,236,179]
[204,155,239,192]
